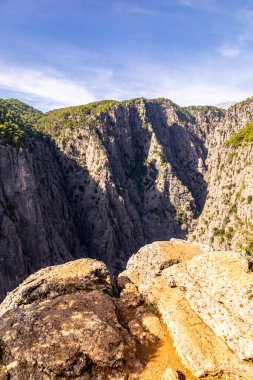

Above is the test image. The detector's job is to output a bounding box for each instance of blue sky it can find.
[0,0,253,110]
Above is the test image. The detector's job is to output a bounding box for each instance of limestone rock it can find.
[124,241,253,379]
[161,368,180,380]
[188,99,253,252]
[0,259,143,379]
[0,97,213,299]
[163,250,253,360]
[0,143,83,301]
[1,96,253,306]
[121,240,205,293]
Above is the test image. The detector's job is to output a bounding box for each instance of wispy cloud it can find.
[84,55,253,107]
[113,1,158,16]
[217,46,242,58]
[1,49,253,112]
[0,63,95,111]
[176,0,214,9]
[131,61,251,105]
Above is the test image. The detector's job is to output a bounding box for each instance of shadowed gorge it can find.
[0,96,253,301]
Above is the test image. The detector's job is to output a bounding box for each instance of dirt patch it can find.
[137,313,197,380]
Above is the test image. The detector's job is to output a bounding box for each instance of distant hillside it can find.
[215,101,237,109]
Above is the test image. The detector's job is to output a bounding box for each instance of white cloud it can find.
[0,64,95,111]
[90,56,253,107]
[218,46,242,58]
[0,51,253,112]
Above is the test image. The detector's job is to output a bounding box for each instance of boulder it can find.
[121,240,205,293]
[123,240,253,379]
[0,259,142,379]
[163,250,253,360]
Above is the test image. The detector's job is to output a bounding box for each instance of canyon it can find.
[0,96,252,299]
[0,96,253,379]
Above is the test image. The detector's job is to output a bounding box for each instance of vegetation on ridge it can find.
[35,100,120,139]
[224,120,253,148]
[35,97,178,140]
[0,99,43,147]
[0,97,177,145]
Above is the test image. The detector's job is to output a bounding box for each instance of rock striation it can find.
[0,142,84,301]
[0,98,213,298]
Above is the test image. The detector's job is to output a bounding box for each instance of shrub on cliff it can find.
[225,120,253,148]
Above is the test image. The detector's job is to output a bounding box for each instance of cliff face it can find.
[189,99,253,251]
[36,99,214,273]
[0,96,252,299]
[0,141,84,300]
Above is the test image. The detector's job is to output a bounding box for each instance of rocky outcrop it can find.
[0,259,155,379]
[2,241,253,379]
[122,240,253,379]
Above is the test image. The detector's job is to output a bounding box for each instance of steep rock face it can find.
[123,240,253,379]
[1,96,253,300]
[0,141,83,300]
[189,99,253,251]
[37,99,215,273]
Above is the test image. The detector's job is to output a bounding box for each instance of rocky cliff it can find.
[0,96,252,299]
[36,98,216,273]
[0,99,85,300]
[189,98,253,251]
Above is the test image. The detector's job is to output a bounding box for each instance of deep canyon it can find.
[0,96,252,299]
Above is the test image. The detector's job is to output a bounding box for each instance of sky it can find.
[0,0,253,111]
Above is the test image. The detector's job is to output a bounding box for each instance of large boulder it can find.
[123,240,253,379]
[0,259,142,379]
[121,240,208,293]
[2,240,253,379]
[163,250,253,360]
